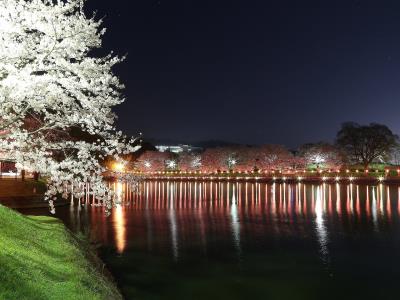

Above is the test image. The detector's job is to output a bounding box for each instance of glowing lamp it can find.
[113,162,124,172]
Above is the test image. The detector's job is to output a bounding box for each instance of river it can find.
[20,181,400,300]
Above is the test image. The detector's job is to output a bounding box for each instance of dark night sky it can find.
[86,0,400,147]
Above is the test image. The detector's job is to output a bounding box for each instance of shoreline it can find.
[135,174,400,184]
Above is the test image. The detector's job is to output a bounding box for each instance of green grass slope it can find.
[0,205,122,300]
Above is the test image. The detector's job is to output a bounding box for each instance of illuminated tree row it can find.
[134,144,345,173]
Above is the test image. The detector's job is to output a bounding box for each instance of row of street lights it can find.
[111,160,398,182]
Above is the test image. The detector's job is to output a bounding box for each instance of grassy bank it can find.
[0,205,122,300]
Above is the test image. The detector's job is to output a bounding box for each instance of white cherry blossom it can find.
[0,0,139,213]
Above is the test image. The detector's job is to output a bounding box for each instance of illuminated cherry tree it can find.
[200,147,243,172]
[227,147,255,172]
[229,145,294,172]
[299,143,343,170]
[200,148,228,172]
[177,152,202,171]
[256,144,294,171]
[135,151,172,172]
[0,0,139,213]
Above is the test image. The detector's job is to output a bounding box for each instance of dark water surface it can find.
[21,181,400,300]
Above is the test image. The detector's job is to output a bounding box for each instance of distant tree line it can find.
[133,122,399,172]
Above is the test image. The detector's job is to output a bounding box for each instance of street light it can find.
[113,162,125,172]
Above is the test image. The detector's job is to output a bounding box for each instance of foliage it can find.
[298,142,344,169]
[336,122,398,168]
[177,152,202,171]
[201,147,240,172]
[387,144,400,165]
[135,150,173,172]
[0,0,139,212]
[253,144,294,170]
[185,145,295,172]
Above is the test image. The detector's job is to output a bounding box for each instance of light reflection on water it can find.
[113,182,126,254]
[21,181,400,299]
[315,185,329,265]
[62,181,400,261]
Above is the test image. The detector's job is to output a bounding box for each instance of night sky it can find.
[86,0,400,147]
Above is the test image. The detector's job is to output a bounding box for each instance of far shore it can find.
[109,168,400,184]
[139,175,400,184]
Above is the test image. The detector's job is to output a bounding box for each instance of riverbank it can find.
[137,173,400,184]
[113,167,400,184]
[0,204,122,300]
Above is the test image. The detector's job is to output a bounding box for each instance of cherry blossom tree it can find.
[288,155,307,171]
[201,148,229,172]
[227,147,257,172]
[298,143,343,170]
[135,151,172,172]
[244,145,293,171]
[177,152,202,171]
[200,147,245,172]
[0,0,140,213]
